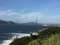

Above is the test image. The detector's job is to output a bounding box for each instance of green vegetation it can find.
[42,34,60,45]
[10,27,60,45]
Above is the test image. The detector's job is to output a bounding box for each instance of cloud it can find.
[0,9,60,24]
[16,12,44,23]
[0,10,20,16]
[0,10,43,23]
[46,15,60,24]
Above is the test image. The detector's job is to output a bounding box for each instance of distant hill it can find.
[0,20,44,33]
[0,20,15,24]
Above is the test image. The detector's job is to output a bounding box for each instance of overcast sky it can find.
[0,0,60,24]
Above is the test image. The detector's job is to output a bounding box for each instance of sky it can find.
[0,0,60,24]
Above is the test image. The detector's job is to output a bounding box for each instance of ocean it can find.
[0,25,41,45]
[0,33,30,45]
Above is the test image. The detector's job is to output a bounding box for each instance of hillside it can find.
[10,27,60,45]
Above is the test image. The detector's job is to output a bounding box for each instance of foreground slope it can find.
[10,27,60,45]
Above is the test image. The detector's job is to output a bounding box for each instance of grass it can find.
[42,33,60,45]
[27,33,60,45]
[28,39,40,45]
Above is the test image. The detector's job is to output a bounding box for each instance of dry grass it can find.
[42,33,60,45]
[28,33,60,45]
[28,39,41,45]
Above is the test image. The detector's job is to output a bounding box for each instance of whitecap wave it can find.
[0,33,30,45]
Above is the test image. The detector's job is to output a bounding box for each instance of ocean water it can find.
[0,25,41,45]
[0,33,30,45]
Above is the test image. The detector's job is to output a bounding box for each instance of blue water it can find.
[0,25,41,33]
[0,25,41,44]
[0,33,13,43]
